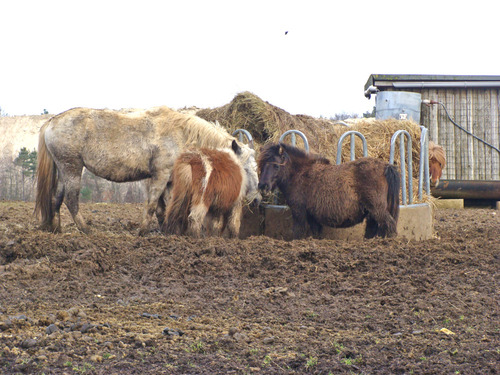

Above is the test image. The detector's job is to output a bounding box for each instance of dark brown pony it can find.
[258,143,401,239]
[164,141,254,238]
[429,141,446,187]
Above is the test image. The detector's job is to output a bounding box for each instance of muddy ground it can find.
[0,201,498,374]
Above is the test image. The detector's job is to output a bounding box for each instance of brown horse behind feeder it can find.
[429,141,446,187]
[258,143,401,239]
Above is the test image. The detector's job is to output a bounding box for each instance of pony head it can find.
[429,141,446,187]
[231,140,262,206]
[257,143,290,193]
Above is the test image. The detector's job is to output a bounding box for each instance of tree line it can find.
[0,148,145,203]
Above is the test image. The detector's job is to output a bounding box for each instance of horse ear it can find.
[278,144,289,161]
[231,139,242,155]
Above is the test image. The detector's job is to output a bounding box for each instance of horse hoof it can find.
[39,223,62,234]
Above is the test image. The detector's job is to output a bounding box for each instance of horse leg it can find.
[307,213,322,239]
[203,213,216,236]
[225,202,243,238]
[58,165,88,234]
[188,203,208,238]
[379,213,397,237]
[365,208,397,238]
[219,215,229,237]
[155,190,167,228]
[139,171,171,236]
[206,215,226,237]
[364,216,378,239]
[156,179,174,229]
[51,178,65,233]
[291,208,307,239]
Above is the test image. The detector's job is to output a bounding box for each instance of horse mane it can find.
[153,106,234,149]
[258,142,330,173]
[279,143,331,164]
[429,141,446,167]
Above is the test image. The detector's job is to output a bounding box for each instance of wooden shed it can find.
[364,74,500,182]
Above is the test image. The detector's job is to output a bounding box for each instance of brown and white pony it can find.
[258,143,400,239]
[35,106,260,235]
[429,141,446,187]
[163,141,256,237]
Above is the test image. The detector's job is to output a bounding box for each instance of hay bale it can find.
[196,91,334,148]
[335,118,421,171]
[196,91,432,204]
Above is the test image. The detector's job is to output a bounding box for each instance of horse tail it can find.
[163,163,193,235]
[385,164,400,222]
[34,122,58,230]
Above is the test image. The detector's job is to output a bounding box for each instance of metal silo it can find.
[375,91,422,123]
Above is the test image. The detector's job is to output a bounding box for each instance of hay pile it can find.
[196,91,431,204]
[196,91,335,147]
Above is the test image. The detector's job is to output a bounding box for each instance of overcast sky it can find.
[1,0,499,118]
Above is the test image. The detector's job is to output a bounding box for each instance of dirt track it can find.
[0,201,498,374]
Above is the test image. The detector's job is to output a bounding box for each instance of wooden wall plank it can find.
[451,89,462,179]
[474,89,489,180]
[491,90,500,178]
[445,89,456,180]
[484,90,492,180]
[458,90,468,179]
[467,89,475,179]
[473,90,483,179]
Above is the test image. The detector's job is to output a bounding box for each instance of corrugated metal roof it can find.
[364,74,500,91]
